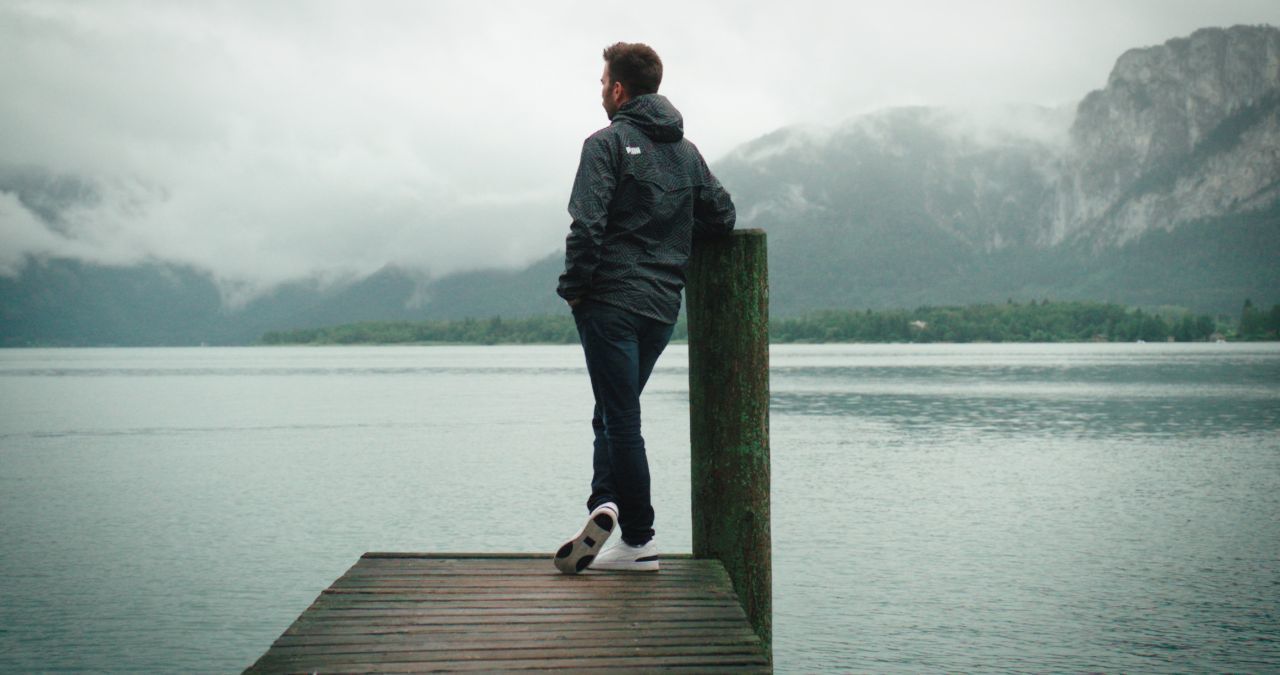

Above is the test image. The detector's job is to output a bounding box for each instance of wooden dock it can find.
[248,232,773,672]
[245,552,771,673]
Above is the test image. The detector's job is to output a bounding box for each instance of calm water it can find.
[1,343,1277,673]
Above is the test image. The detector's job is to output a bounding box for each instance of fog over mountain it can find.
[2,14,1279,344]
[5,2,1280,286]
[714,25,1280,311]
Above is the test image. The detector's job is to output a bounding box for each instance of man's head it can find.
[600,42,662,119]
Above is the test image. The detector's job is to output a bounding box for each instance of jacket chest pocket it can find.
[610,162,654,219]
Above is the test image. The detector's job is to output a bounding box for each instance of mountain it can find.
[713,106,1068,310]
[0,255,566,346]
[714,24,1280,313]
[1,25,1277,346]
[1056,25,1280,246]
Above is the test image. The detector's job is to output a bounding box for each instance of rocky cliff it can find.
[711,24,1280,313]
[1052,25,1280,246]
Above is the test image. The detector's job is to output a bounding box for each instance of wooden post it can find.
[686,228,771,659]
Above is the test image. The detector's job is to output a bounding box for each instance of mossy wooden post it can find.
[686,228,771,659]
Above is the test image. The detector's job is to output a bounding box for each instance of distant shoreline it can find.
[5,301,1274,348]
[9,340,1280,349]
[258,301,1276,346]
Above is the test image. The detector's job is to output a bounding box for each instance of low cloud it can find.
[0,1,585,299]
[2,0,1277,303]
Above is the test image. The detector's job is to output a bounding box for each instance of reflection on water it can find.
[771,343,1280,439]
[774,390,1278,438]
[0,343,1277,672]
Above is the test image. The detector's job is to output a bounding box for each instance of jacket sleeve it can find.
[693,160,736,239]
[557,135,616,301]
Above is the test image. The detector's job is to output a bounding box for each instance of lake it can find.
[1,343,1277,672]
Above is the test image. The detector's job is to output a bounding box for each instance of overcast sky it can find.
[2,0,1279,297]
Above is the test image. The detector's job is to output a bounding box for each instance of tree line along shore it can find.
[260,300,1279,346]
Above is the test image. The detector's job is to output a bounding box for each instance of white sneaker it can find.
[554,502,618,574]
[588,537,659,572]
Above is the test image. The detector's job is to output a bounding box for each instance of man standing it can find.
[553,42,736,574]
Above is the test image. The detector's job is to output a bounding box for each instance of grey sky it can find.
[2,0,1278,298]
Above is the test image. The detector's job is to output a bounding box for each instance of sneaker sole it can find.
[553,506,617,574]
[589,554,660,572]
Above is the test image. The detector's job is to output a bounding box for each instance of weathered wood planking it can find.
[246,553,771,673]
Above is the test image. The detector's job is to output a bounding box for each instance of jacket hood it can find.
[612,94,684,142]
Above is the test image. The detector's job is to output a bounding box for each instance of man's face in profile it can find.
[601,64,621,120]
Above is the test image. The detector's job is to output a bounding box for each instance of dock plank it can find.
[246,553,770,673]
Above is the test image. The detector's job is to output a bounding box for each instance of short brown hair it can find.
[603,42,662,96]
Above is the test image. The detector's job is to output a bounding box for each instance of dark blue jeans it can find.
[572,299,675,546]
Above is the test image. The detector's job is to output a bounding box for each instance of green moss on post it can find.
[686,229,771,659]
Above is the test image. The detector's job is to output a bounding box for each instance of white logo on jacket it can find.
[625,146,642,155]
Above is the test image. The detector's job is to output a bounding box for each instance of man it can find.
[553,42,736,574]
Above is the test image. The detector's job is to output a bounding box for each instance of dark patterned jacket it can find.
[557,94,736,324]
